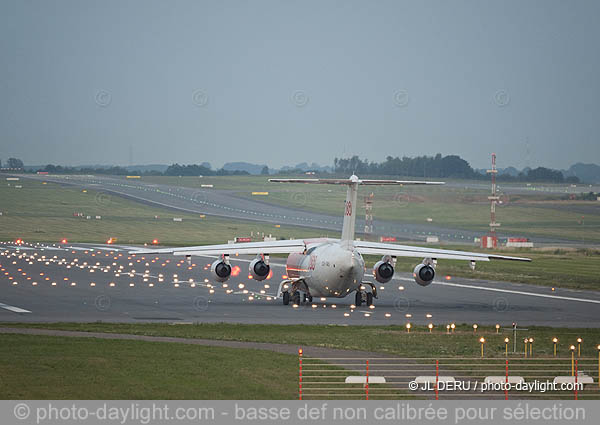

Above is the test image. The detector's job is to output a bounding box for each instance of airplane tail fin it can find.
[269,175,444,248]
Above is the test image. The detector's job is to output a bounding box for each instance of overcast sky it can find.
[1,0,599,170]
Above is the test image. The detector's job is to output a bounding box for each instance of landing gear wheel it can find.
[292,291,301,305]
[282,291,290,305]
[366,292,373,306]
[355,290,363,307]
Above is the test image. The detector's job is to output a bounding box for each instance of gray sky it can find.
[1,0,599,170]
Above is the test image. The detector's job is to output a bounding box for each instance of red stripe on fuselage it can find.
[286,253,308,278]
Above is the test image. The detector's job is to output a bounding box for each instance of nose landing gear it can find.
[279,279,311,306]
[355,282,377,306]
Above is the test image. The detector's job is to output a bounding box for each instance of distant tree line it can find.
[30,163,250,177]
[1,154,581,183]
[163,163,249,176]
[38,164,142,175]
[334,154,477,179]
[0,157,24,169]
[333,155,579,183]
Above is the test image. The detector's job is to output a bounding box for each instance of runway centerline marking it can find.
[0,302,31,314]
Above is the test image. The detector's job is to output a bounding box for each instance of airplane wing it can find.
[129,239,307,256]
[353,241,531,262]
[359,179,444,185]
[269,178,444,185]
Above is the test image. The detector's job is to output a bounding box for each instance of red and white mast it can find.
[486,153,501,238]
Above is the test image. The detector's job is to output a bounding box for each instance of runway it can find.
[1,242,599,327]
[16,173,589,245]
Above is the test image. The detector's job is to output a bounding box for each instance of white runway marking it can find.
[0,302,31,314]
[396,277,600,305]
[435,281,600,304]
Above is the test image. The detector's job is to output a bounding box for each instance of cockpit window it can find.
[306,246,317,255]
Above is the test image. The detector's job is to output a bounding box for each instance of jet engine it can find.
[211,258,232,282]
[373,257,395,283]
[249,257,270,281]
[413,261,435,286]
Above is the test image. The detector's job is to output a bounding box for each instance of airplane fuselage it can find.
[285,242,365,298]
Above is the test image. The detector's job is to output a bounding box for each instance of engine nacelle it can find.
[211,259,232,282]
[249,258,270,281]
[373,259,395,283]
[413,263,435,287]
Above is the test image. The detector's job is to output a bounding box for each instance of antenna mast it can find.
[484,153,501,247]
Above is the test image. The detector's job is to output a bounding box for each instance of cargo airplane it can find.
[131,175,530,306]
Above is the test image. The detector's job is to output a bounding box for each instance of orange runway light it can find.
[152,239,159,245]
[60,239,68,244]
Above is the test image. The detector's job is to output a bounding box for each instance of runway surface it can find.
[16,173,592,245]
[1,242,599,327]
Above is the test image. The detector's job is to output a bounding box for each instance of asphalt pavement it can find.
[1,242,598,327]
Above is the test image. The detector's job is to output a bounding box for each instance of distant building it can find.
[505,238,533,248]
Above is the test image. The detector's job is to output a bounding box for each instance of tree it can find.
[526,167,564,183]
[7,158,24,169]
[260,166,269,175]
[565,176,580,184]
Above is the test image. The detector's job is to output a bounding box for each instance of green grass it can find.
[0,179,330,245]
[236,185,600,243]
[135,175,600,243]
[4,322,600,359]
[0,333,298,399]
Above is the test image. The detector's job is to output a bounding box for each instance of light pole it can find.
[577,338,582,357]
[524,338,529,358]
[495,324,500,334]
[552,338,558,357]
[570,345,576,376]
[406,323,411,333]
[529,338,534,357]
[428,323,433,333]
[451,323,456,334]
[504,338,509,357]
[473,324,478,334]
[597,345,600,389]
[446,324,450,334]
[479,337,486,358]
